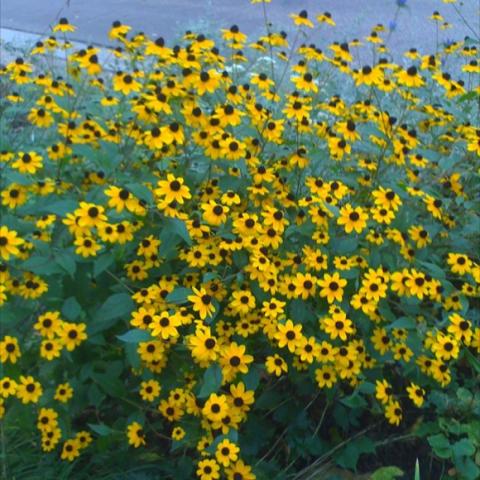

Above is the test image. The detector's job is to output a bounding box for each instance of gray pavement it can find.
[0,0,479,59]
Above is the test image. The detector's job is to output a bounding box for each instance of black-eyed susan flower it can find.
[0,377,17,398]
[385,400,402,426]
[290,10,314,28]
[215,439,239,467]
[337,204,368,234]
[275,319,304,353]
[60,322,87,351]
[188,287,216,320]
[139,379,161,402]
[406,383,425,407]
[318,272,347,304]
[0,226,23,261]
[202,393,229,423]
[74,235,102,257]
[396,66,424,88]
[322,311,354,341]
[54,382,73,403]
[265,354,288,377]
[196,458,220,480]
[53,17,76,33]
[315,365,337,388]
[12,151,43,174]
[61,439,81,461]
[126,422,146,448]
[0,335,21,363]
[431,332,459,361]
[16,375,43,404]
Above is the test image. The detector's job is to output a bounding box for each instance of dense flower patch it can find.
[0,2,479,478]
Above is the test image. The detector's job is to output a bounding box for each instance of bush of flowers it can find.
[0,1,479,478]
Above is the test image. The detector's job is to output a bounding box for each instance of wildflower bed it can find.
[0,2,479,479]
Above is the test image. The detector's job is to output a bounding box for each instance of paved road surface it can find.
[1,0,479,58]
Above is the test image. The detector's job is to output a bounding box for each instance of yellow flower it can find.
[265,354,288,376]
[155,174,192,205]
[0,335,21,363]
[61,439,81,461]
[275,320,304,353]
[406,383,425,407]
[126,422,146,448]
[54,383,74,403]
[290,10,314,28]
[12,151,43,174]
[53,17,76,32]
[16,375,43,404]
[318,272,347,304]
[385,400,402,426]
[215,439,239,467]
[337,204,368,234]
[315,365,337,388]
[188,287,216,320]
[0,226,23,260]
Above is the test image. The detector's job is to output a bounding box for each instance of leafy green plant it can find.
[0,1,479,479]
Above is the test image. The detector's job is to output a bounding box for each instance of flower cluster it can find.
[0,3,479,477]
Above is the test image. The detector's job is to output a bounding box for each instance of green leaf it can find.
[43,199,77,216]
[335,436,376,470]
[166,287,192,304]
[117,329,151,343]
[340,392,367,409]
[205,430,239,454]
[198,364,222,398]
[126,182,154,204]
[55,251,76,277]
[388,317,416,330]
[88,423,113,436]
[452,438,475,458]
[414,459,420,480]
[161,217,192,246]
[22,255,61,275]
[242,365,261,391]
[358,382,376,395]
[428,434,451,459]
[334,236,358,255]
[369,466,404,480]
[464,349,480,374]
[93,253,115,277]
[455,457,480,480]
[90,293,134,335]
[458,91,478,102]
[91,372,126,398]
[62,296,83,321]
[417,261,446,280]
